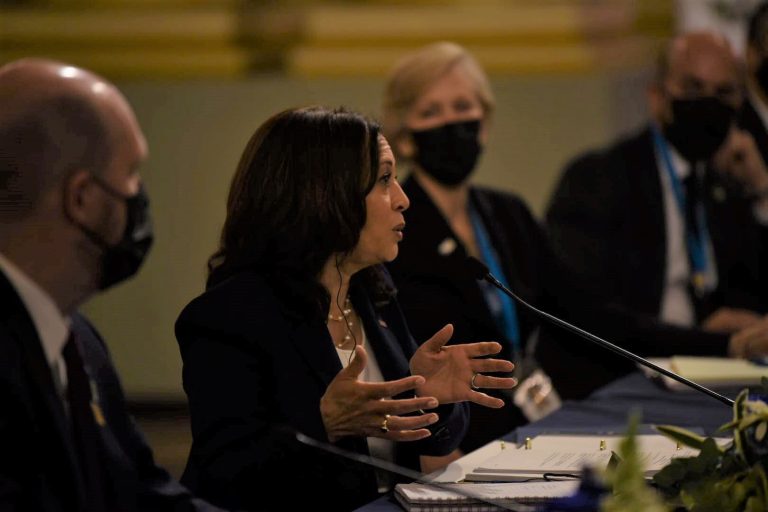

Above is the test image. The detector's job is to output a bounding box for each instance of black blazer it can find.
[387,177,569,453]
[539,126,768,397]
[546,126,767,320]
[175,268,467,512]
[0,270,215,512]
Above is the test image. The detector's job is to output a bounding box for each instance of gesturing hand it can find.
[410,324,517,409]
[320,346,441,443]
[713,128,768,194]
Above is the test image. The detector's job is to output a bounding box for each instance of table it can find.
[355,371,737,511]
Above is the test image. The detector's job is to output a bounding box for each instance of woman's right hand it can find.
[320,346,441,443]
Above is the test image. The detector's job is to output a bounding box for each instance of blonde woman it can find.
[383,43,564,459]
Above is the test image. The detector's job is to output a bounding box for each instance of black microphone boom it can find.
[466,257,734,407]
[295,432,536,512]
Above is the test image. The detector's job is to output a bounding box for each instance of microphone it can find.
[466,257,735,407]
[295,431,537,512]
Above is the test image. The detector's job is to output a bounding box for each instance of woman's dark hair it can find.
[208,106,391,319]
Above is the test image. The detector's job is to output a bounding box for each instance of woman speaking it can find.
[175,106,516,511]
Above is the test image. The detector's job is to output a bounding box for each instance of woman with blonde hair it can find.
[384,42,564,457]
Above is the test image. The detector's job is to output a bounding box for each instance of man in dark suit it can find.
[740,2,768,166]
[0,59,222,511]
[540,32,768,397]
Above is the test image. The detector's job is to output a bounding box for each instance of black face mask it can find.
[411,119,482,186]
[756,59,768,97]
[662,96,736,163]
[74,178,154,290]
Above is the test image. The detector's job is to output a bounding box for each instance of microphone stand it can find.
[467,258,734,408]
[295,432,537,512]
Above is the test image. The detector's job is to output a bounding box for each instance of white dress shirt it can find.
[654,144,718,327]
[0,253,70,399]
[336,328,397,492]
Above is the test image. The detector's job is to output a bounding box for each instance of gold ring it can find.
[471,372,481,390]
[380,414,391,433]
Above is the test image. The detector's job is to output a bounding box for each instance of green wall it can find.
[82,73,646,399]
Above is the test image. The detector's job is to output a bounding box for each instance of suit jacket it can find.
[175,268,467,512]
[0,270,217,512]
[546,126,767,319]
[540,126,768,397]
[387,177,569,452]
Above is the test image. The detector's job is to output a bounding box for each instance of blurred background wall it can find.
[2,0,758,476]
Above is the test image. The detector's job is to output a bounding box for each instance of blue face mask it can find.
[74,177,154,289]
[411,119,483,186]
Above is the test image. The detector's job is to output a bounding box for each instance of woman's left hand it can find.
[409,324,517,408]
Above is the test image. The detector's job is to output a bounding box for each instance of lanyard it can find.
[468,206,521,356]
[651,126,712,294]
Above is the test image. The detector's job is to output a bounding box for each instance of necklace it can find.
[327,296,354,348]
[328,295,352,322]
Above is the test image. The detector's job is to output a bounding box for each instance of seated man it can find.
[740,2,768,166]
[0,59,222,511]
[540,32,768,398]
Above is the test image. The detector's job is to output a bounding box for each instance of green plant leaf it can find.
[733,390,750,462]
[755,422,767,443]
[601,414,670,512]
[656,425,712,451]
[738,415,766,432]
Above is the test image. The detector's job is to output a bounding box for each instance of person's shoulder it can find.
[472,185,535,221]
[70,313,109,355]
[176,271,279,335]
[557,126,652,187]
[564,126,652,174]
[473,184,528,207]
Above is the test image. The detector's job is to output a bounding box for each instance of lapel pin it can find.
[91,402,106,427]
[437,237,457,256]
[378,319,388,328]
[88,379,106,427]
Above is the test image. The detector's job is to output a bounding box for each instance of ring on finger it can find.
[471,372,481,390]
[380,414,391,433]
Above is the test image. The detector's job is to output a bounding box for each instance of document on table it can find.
[643,356,768,389]
[394,480,579,511]
[464,434,704,482]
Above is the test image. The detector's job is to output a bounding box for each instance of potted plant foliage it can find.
[651,381,768,511]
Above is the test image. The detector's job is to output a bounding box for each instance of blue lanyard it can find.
[651,126,711,293]
[468,207,521,356]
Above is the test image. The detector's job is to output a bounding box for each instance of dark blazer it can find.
[175,268,467,512]
[0,270,216,512]
[387,177,568,453]
[540,126,768,397]
[546,126,767,320]
[738,98,768,168]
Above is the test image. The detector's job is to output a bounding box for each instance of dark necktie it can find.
[682,169,712,317]
[62,332,108,512]
[683,170,701,246]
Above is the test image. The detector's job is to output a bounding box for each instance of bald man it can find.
[537,32,768,398]
[0,59,223,511]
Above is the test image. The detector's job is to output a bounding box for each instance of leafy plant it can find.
[652,378,768,511]
[600,413,670,512]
